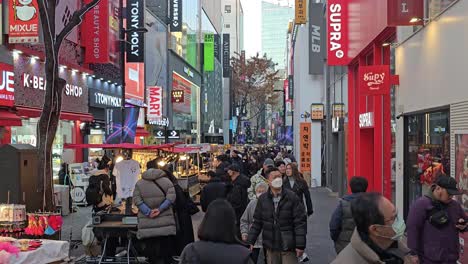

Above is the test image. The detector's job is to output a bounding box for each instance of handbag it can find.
[152,180,181,232]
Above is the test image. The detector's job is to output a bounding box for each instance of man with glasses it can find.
[407,175,468,264]
[332,193,410,264]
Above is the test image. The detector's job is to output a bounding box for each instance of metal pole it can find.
[325,64,331,188]
[119,0,126,143]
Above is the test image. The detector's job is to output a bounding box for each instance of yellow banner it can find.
[295,0,307,24]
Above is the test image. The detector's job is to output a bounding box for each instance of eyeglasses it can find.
[384,214,398,224]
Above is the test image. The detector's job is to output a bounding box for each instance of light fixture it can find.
[115,155,124,163]
[61,65,68,69]
[410,17,429,23]
[91,75,96,78]
[30,56,39,63]
[158,160,167,168]
[72,69,78,73]
[179,155,188,161]
[382,42,391,47]
[100,78,104,81]
[12,49,23,55]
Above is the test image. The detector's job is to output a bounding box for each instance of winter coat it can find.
[248,169,268,200]
[226,174,251,223]
[247,188,307,251]
[407,193,468,264]
[240,199,263,248]
[332,230,411,264]
[179,240,253,264]
[90,170,114,209]
[214,161,231,181]
[173,183,195,255]
[283,176,314,215]
[133,169,177,239]
[200,177,227,212]
[329,193,360,253]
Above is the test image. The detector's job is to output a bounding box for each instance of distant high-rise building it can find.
[261,1,294,69]
[222,0,244,58]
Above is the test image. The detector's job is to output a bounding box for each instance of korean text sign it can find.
[300,122,311,173]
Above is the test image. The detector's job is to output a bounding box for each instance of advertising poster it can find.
[204,33,215,72]
[295,0,307,24]
[125,62,145,106]
[300,123,311,173]
[9,0,39,43]
[454,133,468,264]
[172,72,193,115]
[145,10,167,91]
[105,108,122,144]
[0,63,15,107]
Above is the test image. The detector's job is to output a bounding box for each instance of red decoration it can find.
[359,65,391,96]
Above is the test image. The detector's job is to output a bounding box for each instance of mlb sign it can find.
[147,86,163,121]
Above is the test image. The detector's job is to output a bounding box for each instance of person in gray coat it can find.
[133,169,177,264]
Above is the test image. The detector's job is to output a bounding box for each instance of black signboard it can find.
[309,3,325,74]
[222,34,231,78]
[288,75,294,99]
[170,0,182,32]
[154,130,166,139]
[214,34,221,62]
[126,0,145,62]
[89,89,122,108]
[168,130,180,139]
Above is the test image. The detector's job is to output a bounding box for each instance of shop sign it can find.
[171,90,184,103]
[222,34,231,78]
[327,0,349,66]
[22,73,83,97]
[299,122,311,173]
[170,0,182,32]
[8,0,39,43]
[309,3,325,75]
[214,34,221,62]
[89,89,122,108]
[388,0,424,26]
[0,63,15,107]
[168,130,180,139]
[284,79,289,101]
[332,117,341,133]
[288,75,294,99]
[147,86,163,121]
[184,66,194,78]
[125,62,145,106]
[154,130,165,139]
[126,0,145,63]
[311,103,324,120]
[333,103,345,118]
[359,65,390,95]
[204,33,215,72]
[359,112,374,128]
[295,0,307,25]
[149,117,169,127]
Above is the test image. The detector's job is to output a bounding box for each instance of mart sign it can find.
[147,86,163,121]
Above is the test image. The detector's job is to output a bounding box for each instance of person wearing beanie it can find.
[248,158,274,200]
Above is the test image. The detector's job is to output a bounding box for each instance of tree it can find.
[37,0,101,211]
[231,53,279,143]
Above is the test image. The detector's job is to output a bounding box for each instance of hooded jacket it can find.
[329,193,360,253]
[90,169,113,208]
[226,174,251,223]
[200,177,227,212]
[133,169,177,239]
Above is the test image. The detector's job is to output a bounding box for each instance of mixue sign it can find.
[0,63,15,107]
[127,0,145,63]
[359,65,391,95]
[9,0,40,43]
[327,0,348,65]
[13,55,89,113]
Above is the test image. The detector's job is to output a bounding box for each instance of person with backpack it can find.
[329,176,368,253]
[86,160,114,212]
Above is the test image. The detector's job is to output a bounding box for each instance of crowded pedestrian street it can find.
[0,0,468,263]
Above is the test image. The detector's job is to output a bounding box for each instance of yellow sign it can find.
[300,122,311,173]
[295,0,307,24]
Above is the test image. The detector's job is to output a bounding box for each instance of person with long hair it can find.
[179,199,253,264]
[284,163,314,217]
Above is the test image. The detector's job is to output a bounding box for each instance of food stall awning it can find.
[64,143,177,150]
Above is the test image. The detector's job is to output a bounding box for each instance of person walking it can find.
[283,163,313,217]
[213,154,231,181]
[275,161,287,177]
[247,167,307,264]
[406,175,468,264]
[332,193,410,264]
[179,199,254,264]
[329,176,368,253]
[226,164,251,236]
[200,171,228,212]
[248,158,275,200]
[240,182,269,264]
[133,169,177,264]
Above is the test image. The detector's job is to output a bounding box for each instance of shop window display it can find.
[404,111,450,214]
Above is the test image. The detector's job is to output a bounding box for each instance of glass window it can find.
[225,5,231,13]
[429,0,457,18]
[225,24,231,29]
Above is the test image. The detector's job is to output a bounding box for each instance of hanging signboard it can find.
[333,103,345,118]
[8,0,40,43]
[126,0,145,63]
[295,0,307,24]
[204,33,215,72]
[147,86,163,121]
[171,90,185,103]
[309,3,325,74]
[387,0,424,26]
[327,0,349,65]
[359,65,391,96]
[223,34,231,78]
[214,34,221,62]
[299,123,311,173]
[170,0,182,32]
[0,63,15,107]
[311,103,324,120]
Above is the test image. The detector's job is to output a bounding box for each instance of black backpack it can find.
[86,176,103,206]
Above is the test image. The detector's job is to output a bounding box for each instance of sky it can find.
[241,0,294,57]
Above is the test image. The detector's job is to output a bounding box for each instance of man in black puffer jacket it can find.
[247,167,307,264]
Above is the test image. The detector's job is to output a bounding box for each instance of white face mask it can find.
[271,178,283,188]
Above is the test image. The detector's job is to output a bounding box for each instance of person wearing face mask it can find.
[247,168,307,264]
[406,175,468,264]
[332,192,410,264]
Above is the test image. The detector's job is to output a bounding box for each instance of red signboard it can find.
[327,0,349,65]
[358,65,390,95]
[171,90,184,104]
[387,0,424,26]
[147,86,163,121]
[284,79,289,101]
[0,63,14,107]
[8,0,39,43]
[125,62,145,106]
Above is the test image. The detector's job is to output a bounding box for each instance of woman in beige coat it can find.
[133,169,177,264]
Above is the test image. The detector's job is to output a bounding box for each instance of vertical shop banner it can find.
[284,79,289,101]
[333,103,345,118]
[300,123,311,173]
[105,108,122,144]
[0,63,14,107]
[295,0,307,25]
[214,34,221,62]
[288,75,294,99]
[125,63,145,106]
[223,34,231,78]
[358,65,391,95]
[309,3,325,75]
[83,0,109,63]
[147,86,163,121]
[387,0,424,26]
[8,0,39,43]
[311,104,324,120]
[122,107,139,143]
[327,0,349,66]
[455,133,468,264]
[126,0,145,63]
[0,1,3,45]
[204,33,215,72]
[170,0,182,32]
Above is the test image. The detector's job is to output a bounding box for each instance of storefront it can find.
[0,62,22,144]
[169,51,201,144]
[12,52,92,179]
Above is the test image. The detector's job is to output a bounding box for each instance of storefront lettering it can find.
[23,73,83,97]
[359,112,374,128]
[94,92,121,107]
[0,70,14,92]
[128,1,141,58]
[329,4,344,59]
[184,66,194,78]
[363,72,386,89]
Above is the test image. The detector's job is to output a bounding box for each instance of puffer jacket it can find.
[329,193,360,253]
[240,199,263,248]
[247,188,307,251]
[133,169,177,239]
[226,174,251,223]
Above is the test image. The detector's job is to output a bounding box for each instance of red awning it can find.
[0,110,22,126]
[136,127,150,137]
[16,106,94,122]
[64,143,177,150]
